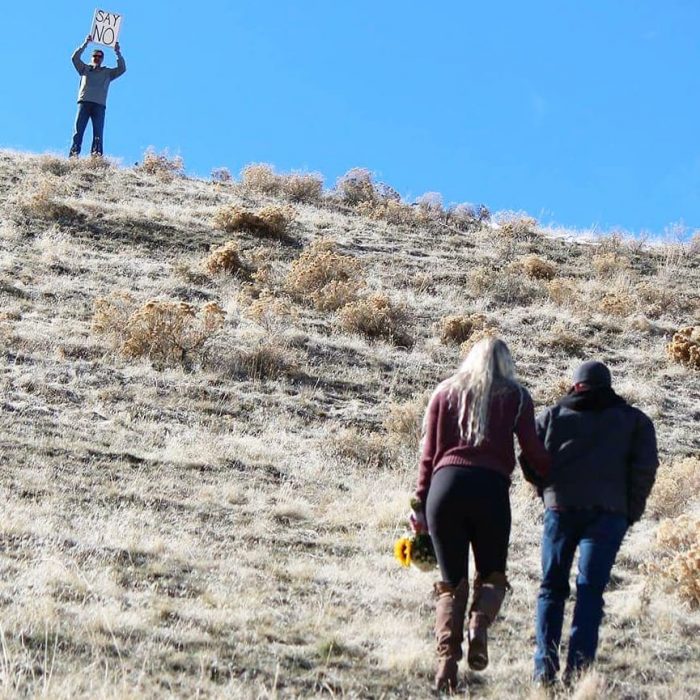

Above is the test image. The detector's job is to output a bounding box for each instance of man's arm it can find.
[627,411,659,524]
[72,35,91,75]
[110,42,126,79]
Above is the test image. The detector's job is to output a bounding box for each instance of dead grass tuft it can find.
[495,212,538,240]
[212,204,295,239]
[438,314,486,345]
[511,254,557,280]
[139,148,184,180]
[592,253,628,279]
[240,163,282,195]
[203,241,247,275]
[383,396,428,452]
[647,457,700,518]
[14,177,79,224]
[647,514,700,608]
[279,172,324,203]
[93,293,225,366]
[667,326,700,369]
[338,293,411,345]
[324,427,392,468]
[335,168,379,205]
[286,239,363,311]
[546,277,579,306]
[543,322,586,356]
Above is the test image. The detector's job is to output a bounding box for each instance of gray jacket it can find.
[520,388,658,523]
[72,45,126,106]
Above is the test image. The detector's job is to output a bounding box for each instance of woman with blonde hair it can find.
[411,336,550,692]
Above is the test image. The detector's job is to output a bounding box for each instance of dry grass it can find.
[511,254,557,280]
[337,293,411,345]
[647,514,700,608]
[647,457,700,518]
[212,204,295,239]
[203,240,249,275]
[93,293,225,366]
[286,239,363,311]
[240,163,324,203]
[667,326,700,369]
[0,150,699,698]
[139,147,184,180]
[438,313,487,345]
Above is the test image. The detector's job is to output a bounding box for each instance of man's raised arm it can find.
[111,42,126,79]
[72,35,92,75]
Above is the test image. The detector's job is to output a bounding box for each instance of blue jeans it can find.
[534,509,627,681]
[70,101,106,156]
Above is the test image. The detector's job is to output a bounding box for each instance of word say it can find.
[91,9,123,48]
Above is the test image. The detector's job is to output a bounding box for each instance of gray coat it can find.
[72,45,126,106]
[521,389,658,523]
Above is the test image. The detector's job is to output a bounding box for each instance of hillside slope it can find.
[0,151,698,699]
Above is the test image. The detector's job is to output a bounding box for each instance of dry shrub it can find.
[383,395,429,452]
[647,457,700,518]
[592,253,627,278]
[414,192,445,223]
[667,326,700,369]
[279,172,324,203]
[647,514,700,608]
[543,322,586,356]
[496,212,538,239]
[240,163,282,195]
[245,290,298,327]
[211,167,232,183]
[139,148,184,180]
[235,339,295,380]
[547,277,579,306]
[511,254,557,280]
[439,314,486,345]
[37,155,70,176]
[93,292,225,365]
[469,265,545,305]
[286,239,363,311]
[15,178,79,224]
[335,168,378,205]
[447,203,490,231]
[204,241,247,275]
[357,199,416,226]
[338,293,411,345]
[598,290,636,317]
[324,427,391,468]
[212,205,294,239]
[459,328,499,356]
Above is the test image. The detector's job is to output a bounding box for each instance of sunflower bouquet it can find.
[393,497,438,572]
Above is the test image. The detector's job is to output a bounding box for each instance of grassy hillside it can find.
[0,150,698,699]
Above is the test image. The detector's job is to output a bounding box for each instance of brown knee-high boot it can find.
[434,579,469,692]
[467,572,509,671]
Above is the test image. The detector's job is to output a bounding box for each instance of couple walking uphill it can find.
[410,337,658,693]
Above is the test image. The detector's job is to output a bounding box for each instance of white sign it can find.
[90,9,123,48]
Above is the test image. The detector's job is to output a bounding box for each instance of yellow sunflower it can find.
[394,536,412,567]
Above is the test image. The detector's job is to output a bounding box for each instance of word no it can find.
[91,10,122,47]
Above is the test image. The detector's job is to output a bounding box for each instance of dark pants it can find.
[426,466,511,588]
[534,508,628,681]
[70,101,106,156]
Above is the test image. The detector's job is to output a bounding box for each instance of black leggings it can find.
[426,466,511,587]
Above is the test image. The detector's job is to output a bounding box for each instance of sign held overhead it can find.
[91,9,123,48]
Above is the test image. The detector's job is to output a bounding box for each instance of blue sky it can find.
[1,1,699,236]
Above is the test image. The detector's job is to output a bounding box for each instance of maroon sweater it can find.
[415,383,551,504]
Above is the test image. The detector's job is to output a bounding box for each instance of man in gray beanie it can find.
[69,35,126,157]
[521,361,658,686]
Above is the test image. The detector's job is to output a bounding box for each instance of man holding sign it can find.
[69,27,126,157]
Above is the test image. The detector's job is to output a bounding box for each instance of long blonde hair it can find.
[424,336,518,445]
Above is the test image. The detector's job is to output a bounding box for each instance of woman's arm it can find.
[414,392,441,505]
[515,391,551,478]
